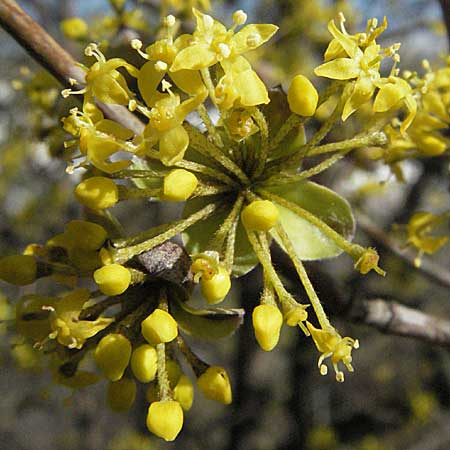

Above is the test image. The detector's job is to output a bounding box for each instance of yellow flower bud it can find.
[163,169,198,201]
[146,400,184,441]
[241,200,279,231]
[200,265,231,304]
[174,374,194,411]
[287,74,319,116]
[0,255,37,285]
[130,344,157,383]
[252,304,283,351]
[65,220,107,251]
[94,333,132,381]
[74,177,119,210]
[141,309,178,344]
[107,378,137,412]
[60,17,88,40]
[197,366,232,405]
[93,264,131,296]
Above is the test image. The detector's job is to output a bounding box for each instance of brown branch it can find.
[0,0,144,134]
[352,299,450,348]
[357,213,450,291]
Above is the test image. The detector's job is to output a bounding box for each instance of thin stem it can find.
[156,343,171,401]
[265,94,345,177]
[269,114,303,151]
[251,107,270,178]
[112,201,220,264]
[198,103,223,148]
[245,229,296,305]
[186,123,250,185]
[258,189,359,257]
[200,67,218,107]
[209,193,244,253]
[262,151,348,187]
[307,131,387,157]
[274,223,330,328]
[118,186,161,200]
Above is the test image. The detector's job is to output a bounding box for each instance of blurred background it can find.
[0,1,450,449]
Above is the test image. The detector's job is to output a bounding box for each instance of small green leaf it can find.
[170,297,244,340]
[269,181,355,260]
[182,197,258,276]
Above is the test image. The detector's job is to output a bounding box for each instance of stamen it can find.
[232,10,247,26]
[154,60,168,72]
[164,14,176,28]
[203,14,214,30]
[246,33,261,48]
[131,39,150,60]
[218,43,231,58]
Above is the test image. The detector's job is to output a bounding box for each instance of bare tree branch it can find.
[352,299,450,348]
[0,0,144,134]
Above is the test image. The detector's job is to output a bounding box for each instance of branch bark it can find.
[353,299,450,348]
[0,0,144,134]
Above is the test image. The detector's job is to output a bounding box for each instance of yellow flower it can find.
[130,344,158,383]
[47,289,113,349]
[407,212,450,266]
[197,366,232,404]
[63,43,139,105]
[252,304,283,351]
[95,333,132,381]
[315,18,387,120]
[93,264,131,296]
[140,83,206,165]
[200,265,231,304]
[306,321,359,382]
[74,176,119,210]
[163,169,198,201]
[141,308,178,344]
[241,200,279,231]
[146,400,184,441]
[170,9,277,109]
[373,76,417,133]
[64,106,135,173]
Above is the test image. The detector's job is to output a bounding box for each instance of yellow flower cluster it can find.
[2,7,435,441]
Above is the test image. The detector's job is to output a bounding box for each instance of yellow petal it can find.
[327,20,358,58]
[234,69,269,106]
[159,125,189,165]
[170,69,206,95]
[231,24,278,54]
[314,58,360,80]
[138,61,165,107]
[170,44,217,71]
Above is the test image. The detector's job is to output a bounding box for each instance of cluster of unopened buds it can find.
[2,8,445,441]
